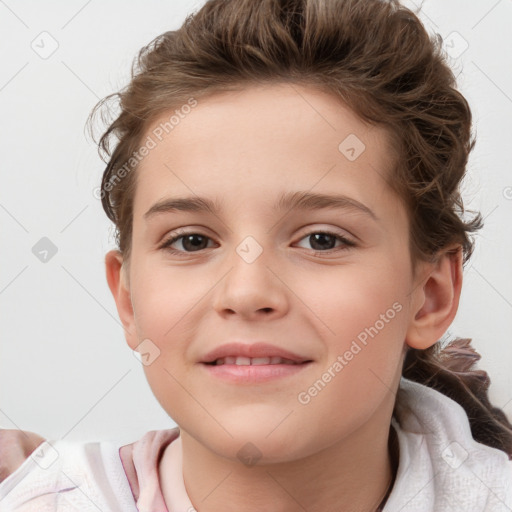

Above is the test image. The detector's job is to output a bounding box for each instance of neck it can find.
[161,404,399,512]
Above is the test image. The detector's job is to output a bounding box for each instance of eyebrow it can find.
[144,191,377,221]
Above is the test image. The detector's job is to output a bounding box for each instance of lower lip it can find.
[200,362,312,383]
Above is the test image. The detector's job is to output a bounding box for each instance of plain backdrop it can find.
[1,0,511,445]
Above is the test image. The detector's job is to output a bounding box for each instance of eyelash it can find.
[158,228,357,256]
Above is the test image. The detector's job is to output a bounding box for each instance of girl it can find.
[1,0,511,510]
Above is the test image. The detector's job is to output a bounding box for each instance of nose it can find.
[212,244,289,321]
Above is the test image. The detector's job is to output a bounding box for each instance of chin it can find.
[210,424,310,465]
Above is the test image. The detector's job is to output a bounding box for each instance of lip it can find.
[200,342,312,364]
[201,361,313,383]
[199,342,313,384]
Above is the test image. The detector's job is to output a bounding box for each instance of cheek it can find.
[293,263,410,403]
[129,265,206,420]
[290,279,408,449]
[130,264,200,342]
[299,262,409,342]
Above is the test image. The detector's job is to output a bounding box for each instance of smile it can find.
[201,359,313,383]
[208,356,302,366]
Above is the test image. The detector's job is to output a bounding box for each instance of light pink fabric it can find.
[119,427,195,512]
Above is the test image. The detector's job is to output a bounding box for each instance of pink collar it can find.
[119,427,183,512]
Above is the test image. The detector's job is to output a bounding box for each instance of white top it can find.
[1,377,511,511]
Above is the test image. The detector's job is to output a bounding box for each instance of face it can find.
[112,83,426,463]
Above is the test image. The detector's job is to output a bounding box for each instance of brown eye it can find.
[308,233,337,251]
[160,232,214,253]
[296,231,356,252]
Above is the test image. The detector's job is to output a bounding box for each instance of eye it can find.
[295,230,356,253]
[159,230,217,254]
[158,229,356,256]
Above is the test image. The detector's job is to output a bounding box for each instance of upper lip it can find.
[200,342,312,364]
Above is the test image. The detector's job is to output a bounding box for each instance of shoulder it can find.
[0,431,139,511]
[385,378,512,511]
[0,428,46,483]
[119,427,181,505]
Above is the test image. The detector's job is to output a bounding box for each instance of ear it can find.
[105,250,139,351]
[405,245,463,350]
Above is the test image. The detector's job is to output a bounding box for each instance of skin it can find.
[104,83,463,512]
[0,430,46,483]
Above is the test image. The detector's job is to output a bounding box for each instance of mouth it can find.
[201,359,313,383]
[199,342,313,382]
[200,347,313,383]
[204,356,311,366]
[200,341,313,367]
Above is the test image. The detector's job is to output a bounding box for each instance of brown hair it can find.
[89,0,512,457]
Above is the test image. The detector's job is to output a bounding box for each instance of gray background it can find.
[1,0,511,445]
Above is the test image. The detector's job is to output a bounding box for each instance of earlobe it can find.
[105,250,138,350]
[405,246,463,350]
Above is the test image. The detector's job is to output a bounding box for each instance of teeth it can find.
[251,357,271,365]
[213,356,299,366]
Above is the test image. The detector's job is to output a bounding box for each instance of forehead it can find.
[132,83,399,220]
